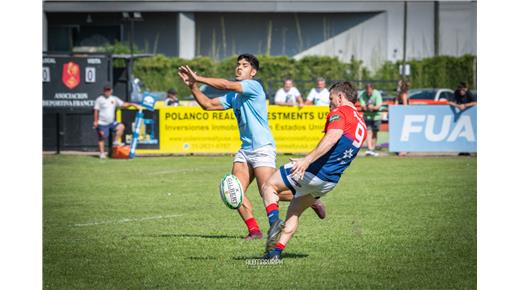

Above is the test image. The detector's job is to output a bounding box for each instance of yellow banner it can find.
[134,105,330,154]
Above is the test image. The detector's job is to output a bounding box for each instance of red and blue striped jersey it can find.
[307,104,367,183]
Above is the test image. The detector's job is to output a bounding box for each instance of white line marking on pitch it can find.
[72,214,183,227]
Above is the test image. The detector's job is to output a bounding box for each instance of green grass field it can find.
[43,155,476,289]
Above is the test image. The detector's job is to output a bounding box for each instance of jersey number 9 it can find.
[352,123,365,148]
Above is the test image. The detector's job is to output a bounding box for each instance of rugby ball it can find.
[219,174,244,209]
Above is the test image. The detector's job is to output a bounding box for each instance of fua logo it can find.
[400,115,475,142]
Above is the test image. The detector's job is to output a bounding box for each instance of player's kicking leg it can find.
[261,164,336,259]
[259,170,291,254]
[254,165,288,217]
[266,194,316,259]
[254,166,296,247]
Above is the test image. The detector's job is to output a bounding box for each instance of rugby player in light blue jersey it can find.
[178,54,325,240]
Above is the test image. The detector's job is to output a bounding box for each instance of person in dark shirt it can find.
[449,82,477,110]
[449,82,476,156]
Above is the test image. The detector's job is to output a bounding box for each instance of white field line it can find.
[72,214,183,227]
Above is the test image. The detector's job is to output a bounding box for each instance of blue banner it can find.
[389,105,477,152]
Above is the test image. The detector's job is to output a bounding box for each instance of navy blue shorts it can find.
[96,122,121,141]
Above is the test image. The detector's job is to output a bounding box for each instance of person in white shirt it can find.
[305,77,330,106]
[93,83,141,159]
[274,79,303,107]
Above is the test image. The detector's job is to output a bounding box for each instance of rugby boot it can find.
[244,230,263,240]
[265,219,285,254]
[311,199,326,219]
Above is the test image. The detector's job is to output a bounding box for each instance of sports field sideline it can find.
[43,155,476,289]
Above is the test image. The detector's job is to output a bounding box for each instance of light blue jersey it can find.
[219,80,275,150]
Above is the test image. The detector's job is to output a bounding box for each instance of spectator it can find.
[274,79,303,107]
[449,82,477,110]
[305,77,330,106]
[396,79,403,95]
[359,83,383,156]
[93,83,141,159]
[395,80,409,156]
[395,80,409,105]
[449,82,477,156]
[165,88,180,106]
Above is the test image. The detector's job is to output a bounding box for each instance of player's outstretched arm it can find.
[290,129,343,179]
[178,69,224,111]
[121,102,143,110]
[179,65,243,93]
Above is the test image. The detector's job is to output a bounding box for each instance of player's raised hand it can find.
[178,70,192,87]
[178,65,199,83]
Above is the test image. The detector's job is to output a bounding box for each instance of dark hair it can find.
[399,80,409,93]
[365,83,374,89]
[237,54,259,71]
[167,88,177,95]
[330,81,358,103]
[458,82,468,89]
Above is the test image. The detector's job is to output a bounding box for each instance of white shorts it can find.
[280,163,337,198]
[233,145,276,169]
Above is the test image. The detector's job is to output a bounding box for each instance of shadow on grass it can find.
[233,253,309,260]
[140,233,242,239]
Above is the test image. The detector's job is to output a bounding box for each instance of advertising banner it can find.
[389,105,477,152]
[130,106,331,154]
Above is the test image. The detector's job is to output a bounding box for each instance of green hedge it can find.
[102,43,476,99]
[132,54,382,98]
[375,55,476,91]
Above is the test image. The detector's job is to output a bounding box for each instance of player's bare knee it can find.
[260,183,270,195]
[261,178,275,193]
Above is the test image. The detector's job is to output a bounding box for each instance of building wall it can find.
[439,1,477,56]
[195,12,377,58]
[293,12,387,70]
[46,12,178,55]
[44,1,477,71]
[406,1,435,60]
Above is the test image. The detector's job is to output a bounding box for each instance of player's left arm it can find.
[179,65,243,93]
[289,128,344,179]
